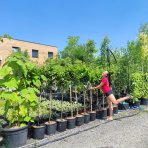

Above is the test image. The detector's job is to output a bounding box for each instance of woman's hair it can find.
[107,72,113,86]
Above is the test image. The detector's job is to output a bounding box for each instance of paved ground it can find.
[38,111,148,148]
[21,107,148,148]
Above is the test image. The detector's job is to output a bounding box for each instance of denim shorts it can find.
[105,90,113,97]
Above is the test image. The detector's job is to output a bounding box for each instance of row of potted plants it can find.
[25,86,119,141]
[0,49,147,147]
[0,80,117,147]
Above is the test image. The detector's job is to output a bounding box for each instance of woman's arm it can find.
[91,82,104,90]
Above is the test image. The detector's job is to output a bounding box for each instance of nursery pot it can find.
[101,108,107,119]
[140,98,148,105]
[113,106,118,114]
[76,114,84,126]
[107,107,115,116]
[45,121,57,135]
[96,110,103,119]
[81,113,90,124]
[66,117,76,129]
[56,119,67,132]
[27,122,34,138]
[90,111,96,121]
[133,100,141,107]
[1,125,28,148]
[130,100,141,107]
[118,102,129,110]
[134,100,141,107]
[32,125,45,140]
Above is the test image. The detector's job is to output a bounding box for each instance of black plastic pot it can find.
[90,111,96,121]
[118,102,129,110]
[140,98,148,105]
[45,121,57,135]
[32,125,45,140]
[113,106,118,114]
[101,108,107,119]
[76,115,84,126]
[107,107,116,116]
[133,100,141,107]
[107,108,109,116]
[67,117,76,129]
[56,119,67,132]
[129,100,141,107]
[96,110,102,119]
[83,113,90,124]
[27,122,34,138]
[1,125,28,148]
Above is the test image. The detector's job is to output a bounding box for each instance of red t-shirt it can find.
[101,77,111,93]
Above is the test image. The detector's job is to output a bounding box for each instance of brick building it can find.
[0,38,58,67]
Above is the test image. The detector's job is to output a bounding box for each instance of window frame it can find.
[12,46,20,52]
[32,49,39,58]
[48,51,53,58]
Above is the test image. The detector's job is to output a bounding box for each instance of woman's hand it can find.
[90,86,95,90]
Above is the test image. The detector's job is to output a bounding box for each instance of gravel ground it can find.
[22,107,148,148]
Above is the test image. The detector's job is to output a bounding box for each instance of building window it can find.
[48,52,53,58]
[12,47,20,52]
[32,49,38,58]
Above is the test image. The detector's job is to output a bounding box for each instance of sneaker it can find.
[106,118,113,121]
[126,94,134,99]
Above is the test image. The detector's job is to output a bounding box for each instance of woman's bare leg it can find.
[107,98,113,120]
[107,94,131,105]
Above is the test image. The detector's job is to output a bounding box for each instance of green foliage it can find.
[50,99,82,112]
[60,36,98,64]
[0,52,41,127]
[130,72,148,101]
[142,73,148,98]
[1,24,148,126]
[0,34,12,43]
[130,72,144,101]
[139,22,148,35]
[100,36,111,69]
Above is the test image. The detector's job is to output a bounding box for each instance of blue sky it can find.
[0,0,148,52]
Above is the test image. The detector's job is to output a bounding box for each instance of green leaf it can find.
[41,75,47,81]
[20,123,27,127]
[33,79,41,88]
[4,100,11,116]
[3,78,18,89]
[24,116,31,122]
[0,66,12,78]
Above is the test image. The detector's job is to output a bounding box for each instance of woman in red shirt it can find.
[91,71,133,120]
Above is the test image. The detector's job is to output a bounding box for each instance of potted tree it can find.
[96,90,104,119]
[45,87,57,135]
[45,58,67,132]
[89,83,96,121]
[140,73,148,105]
[32,75,47,140]
[81,85,90,123]
[101,94,107,119]
[74,86,84,126]
[130,72,143,107]
[56,87,67,132]
[0,52,39,147]
[66,83,76,129]
[44,59,59,135]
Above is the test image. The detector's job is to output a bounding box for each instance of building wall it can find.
[0,38,58,67]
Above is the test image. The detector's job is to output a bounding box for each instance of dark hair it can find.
[107,72,113,86]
